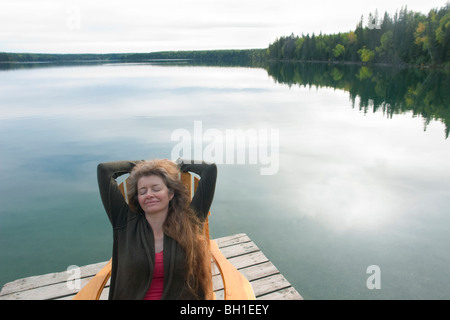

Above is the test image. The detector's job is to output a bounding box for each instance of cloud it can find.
[0,0,447,53]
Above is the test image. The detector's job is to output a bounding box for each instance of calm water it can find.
[0,61,449,299]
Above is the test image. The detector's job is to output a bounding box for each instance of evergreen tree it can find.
[266,3,449,67]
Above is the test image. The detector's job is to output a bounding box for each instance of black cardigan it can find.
[97,160,217,300]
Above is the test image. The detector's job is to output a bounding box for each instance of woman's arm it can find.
[176,159,217,221]
[97,161,141,227]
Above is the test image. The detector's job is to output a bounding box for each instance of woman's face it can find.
[137,175,174,216]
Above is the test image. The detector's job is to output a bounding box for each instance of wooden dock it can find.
[0,233,302,300]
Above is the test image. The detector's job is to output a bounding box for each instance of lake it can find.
[0,61,449,299]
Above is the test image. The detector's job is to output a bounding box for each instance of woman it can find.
[97,158,217,300]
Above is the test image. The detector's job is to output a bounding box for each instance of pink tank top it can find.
[143,251,164,300]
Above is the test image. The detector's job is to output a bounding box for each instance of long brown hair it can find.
[127,159,213,299]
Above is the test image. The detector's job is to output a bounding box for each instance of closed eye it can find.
[138,184,162,195]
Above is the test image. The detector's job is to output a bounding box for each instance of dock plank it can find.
[0,261,108,296]
[0,233,302,300]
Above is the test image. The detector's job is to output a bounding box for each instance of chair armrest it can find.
[72,259,112,300]
[209,240,256,300]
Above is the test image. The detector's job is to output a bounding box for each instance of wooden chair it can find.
[73,171,255,300]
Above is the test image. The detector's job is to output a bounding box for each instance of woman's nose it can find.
[145,191,156,197]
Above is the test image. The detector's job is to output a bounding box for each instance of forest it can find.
[0,49,266,65]
[0,4,448,67]
[267,4,449,66]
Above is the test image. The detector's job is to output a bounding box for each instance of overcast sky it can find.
[0,0,447,54]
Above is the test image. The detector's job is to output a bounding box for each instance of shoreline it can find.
[265,58,450,71]
[1,56,448,71]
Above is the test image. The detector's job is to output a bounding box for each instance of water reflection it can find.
[2,60,448,140]
[265,62,450,138]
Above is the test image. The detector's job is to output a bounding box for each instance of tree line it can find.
[267,4,449,66]
[0,49,266,64]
